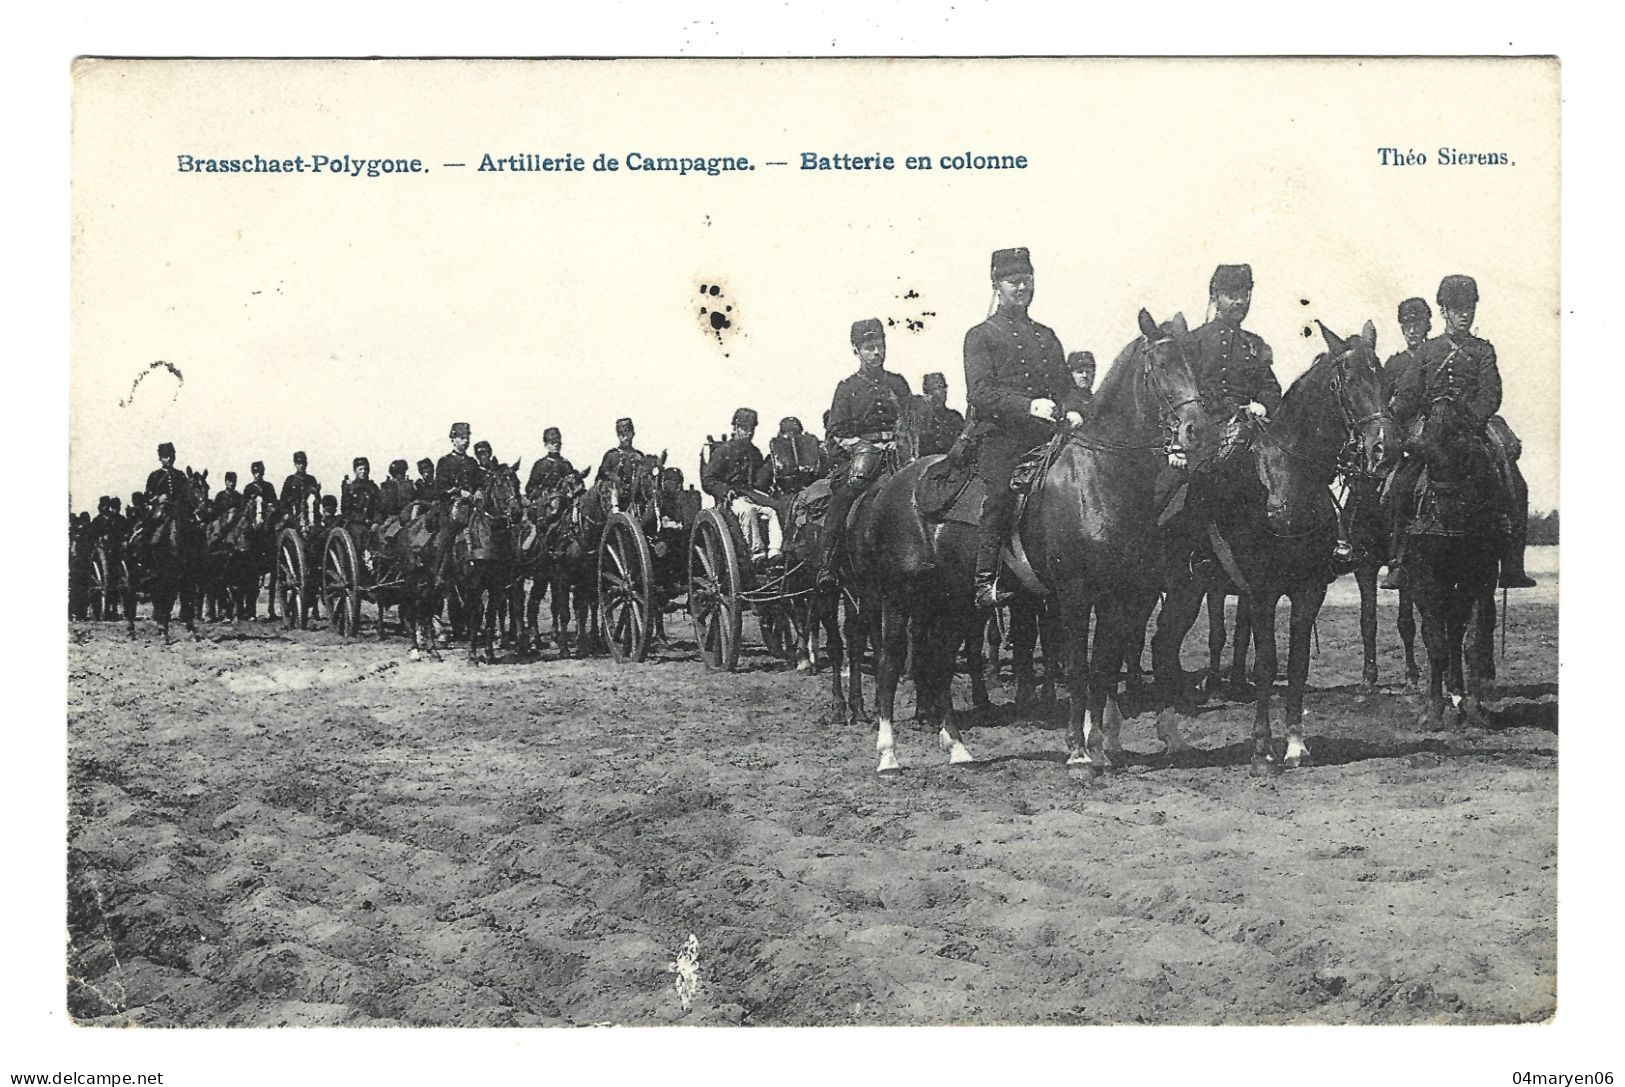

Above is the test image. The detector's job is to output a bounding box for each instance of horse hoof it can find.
[1066,750,1092,767]
[877,751,901,775]
[408,648,422,662]
[1249,757,1276,777]
[946,742,975,766]
[795,660,813,674]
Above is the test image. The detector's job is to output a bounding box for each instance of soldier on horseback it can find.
[965,247,1086,608]
[704,407,782,564]
[816,318,913,589]
[243,461,276,508]
[144,442,187,514]
[1384,297,1433,408]
[341,456,381,523]
[526,427,578,500]
[597,417,647,513]
[1384,274,1536,589]
[437,425,479,500]
[279,451,321,527]
[414,458,437,502]
[213,471,244,513]
[917,372,967,458]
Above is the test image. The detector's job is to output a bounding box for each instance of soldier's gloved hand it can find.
[1029,398,1059,421]
[1168,451,1189,470]
[1245,401,1268,420]
[1064,411,1084,429]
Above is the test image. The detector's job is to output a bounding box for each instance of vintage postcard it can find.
[62,54,1560,1053]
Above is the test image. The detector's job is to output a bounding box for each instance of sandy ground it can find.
[66,573,1557,1027]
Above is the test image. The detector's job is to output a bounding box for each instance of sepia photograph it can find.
[16,12,1612,1081]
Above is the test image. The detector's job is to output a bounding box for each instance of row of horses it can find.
[791,311,1506,775]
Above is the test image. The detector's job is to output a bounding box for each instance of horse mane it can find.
[1089,334,1145,417]
[1283,351,1336,401]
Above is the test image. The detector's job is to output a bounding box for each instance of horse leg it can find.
[1248,592,1282,774]
[1398,587,1420,690]
[964,613,991,712]
[1151,578,1205,742]
[1094,596,1141,770]
[1460,587,1496,729]
[1059,586,1098,768]
[1355,564,1380,690]
[822,599,847,725]
[1202,585,1227,700]
[1283,584,1326,768]
[931,609,974,765]
[873,602,910,773]
[843,599,870,728]
[1229,595,1254,694]
[1413,577,1451,730]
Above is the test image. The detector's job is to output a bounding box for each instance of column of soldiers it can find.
[75,259,1538,622]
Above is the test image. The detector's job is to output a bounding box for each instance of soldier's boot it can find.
[1498,462,1537,589]
[973,496,1013,609]
[816,487,857,590]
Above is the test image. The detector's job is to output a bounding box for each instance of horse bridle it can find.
[1067,332,1199,457]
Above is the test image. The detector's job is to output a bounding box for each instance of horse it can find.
[1391,394,1504,729]
[850,310,1209,774]
[451,462,526,664]
[538,470,605,659]
[1346,475,1421,691]
[1143,320,1397,772]
[124,468,210,642]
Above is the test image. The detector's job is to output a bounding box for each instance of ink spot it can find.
[710,311,730,331]
[887,288,933,333]
[1302,326,1315,338]
[119,360,185,408]
[1300,298,1311,306]
[708,285,721,297]
[696,279,739,356]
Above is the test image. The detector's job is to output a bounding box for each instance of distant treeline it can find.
[1527,510,1559,545]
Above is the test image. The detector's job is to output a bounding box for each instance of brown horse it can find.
[849,310,1209,774]
[1144,321,1397,771]
[124,469,210,642]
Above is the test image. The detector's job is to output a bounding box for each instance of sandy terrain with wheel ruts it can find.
[66,569,1557,1026]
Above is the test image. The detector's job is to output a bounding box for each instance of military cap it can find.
[130,492,144,505]
[292,450,308,464]
[109,496,122,510]
[98,495,111,511]
[850,318,885,347]
[991,247,1034,280]
[224,471,237,483]
[474,440,493,456]
[1209,264,1254,296]
[450,422,471,438]
[416,457,434,471]
[1067,351,1097,373]
[616,417,636,435]
[543,427,562,443]
[157,442,175,458]
[251,460,265,474]
[923,372,948,391]
[732,407,759,428]
[779,416,803,434]
[1437,274,1479,308]
[1397,297,1433,322]
[389,458,409,475]
[321,494,338,511]
[352,456,369,469]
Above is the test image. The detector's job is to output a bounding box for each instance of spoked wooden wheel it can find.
[689,508,743,672]
[275,527,309,630]
[87,543,112,621]
[322,527,362,638]
[598,511,656,663]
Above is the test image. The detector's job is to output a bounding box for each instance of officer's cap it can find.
[98,495,111,511]
[389,459,409,475]
[416,457,434,471]
[131,491,144,504]
[1437,275,1479,308]
[157,442,175,458]
[1209,264,1253,296]
[110,496,121,509]
[450,422,471,439]
[732,407,759,429]
[991,247,1034,280]
[474,440,492,456]
[779,416,803,434]
[1067,351,1097,373]
[353,456,369,469]
[1397,297,1433,322]
[292,450,307,465]
[850,318,885,347]
[543,427,562,443]
[923,372,949,391]
[224,471,237,483]
[250,460,265,473]
[616,417,636,435]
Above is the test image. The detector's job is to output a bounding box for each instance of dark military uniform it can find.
[1381,345,1425,415]
[1188,318,1282,417]
[144,466,188,508]
[342,477,382,522]
[1390,332,1502,428]
[213,486,245,513]
[827,369,912,442]
[597,446,646,503]
[918,402,967,458]
[379,476,413,519]
[435,450,479,500]
[243,476,278,509]
[526,453,578,499]
[757,432,826,495]
[280,470,322,523]
[702,436,766,505]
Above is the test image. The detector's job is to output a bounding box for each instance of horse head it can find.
[482,462,524,521]
[1112,308,1207,463]
[1318,320,1399,480]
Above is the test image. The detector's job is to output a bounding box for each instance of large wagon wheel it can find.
[87,542,112,621]
[598,511,656,663]
[689,508,743,672]
[274,527,309,630]
[322,526,362,638]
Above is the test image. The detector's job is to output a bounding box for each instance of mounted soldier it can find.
[817,318,913,588]
[436,424,479,501]
[597,417,647,513]
[341,456,382,524]
[279,451,322,528]
[414,458,437,502]
[144,442,188,518]
[756,416,825,498]
[1067,351,1098,407]
[213,471,244,513]
[378,459,413,520]
[1384,297,1433,409]
[964,247,1086,607]
[526,427,578,500]
[243,461,276,508]
[918,372,967,457]
[703,407,781,563]
[1385,274,1536,589]
[90,496,129,619]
